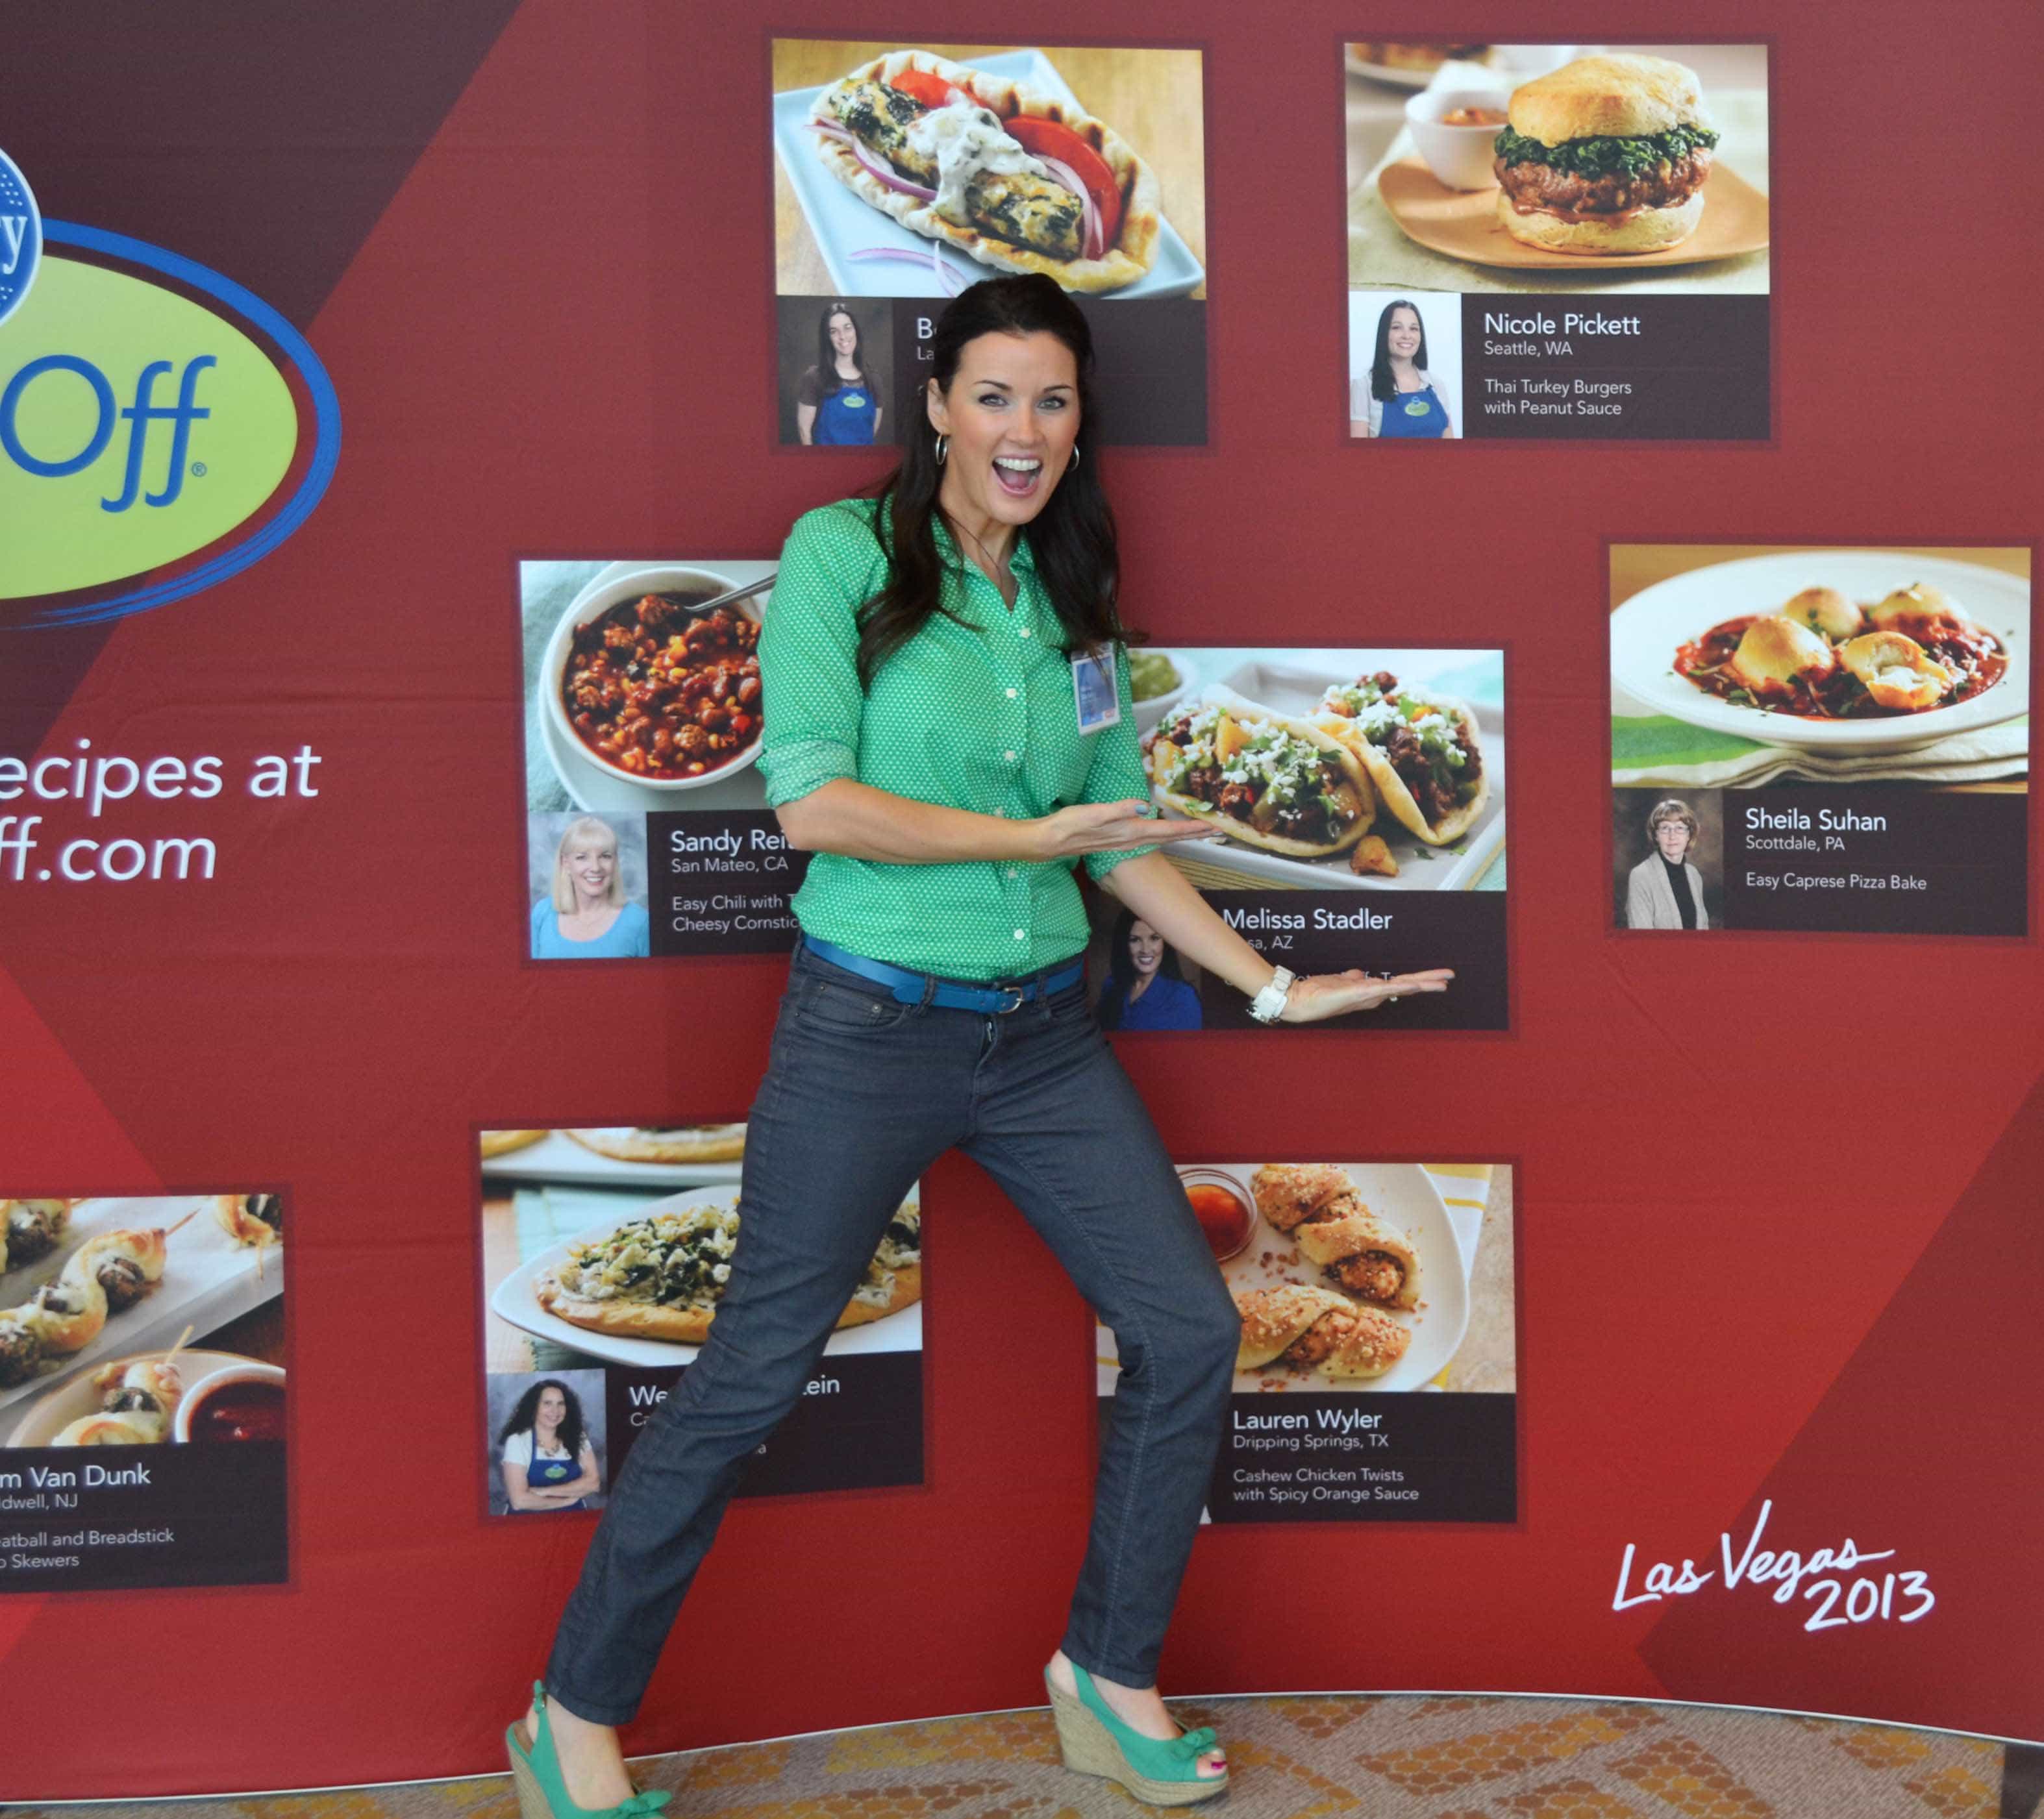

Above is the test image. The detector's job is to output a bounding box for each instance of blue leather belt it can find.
[804,935,1084,1015]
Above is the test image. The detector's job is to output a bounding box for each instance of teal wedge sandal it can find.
[1043,1664,1228,1806]
[506,1683,672,1819]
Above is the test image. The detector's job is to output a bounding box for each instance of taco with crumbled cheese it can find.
[806,49,1162,293]
[1143,686,1375,860]
[1312,673,1487,846]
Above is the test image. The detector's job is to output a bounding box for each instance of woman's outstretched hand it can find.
[1031,800,1219,861]
[1278,968,1455,1022]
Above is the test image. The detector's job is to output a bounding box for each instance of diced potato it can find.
[1213,713,1250,763]
[1147,737,1180,776]
[1351,835,1398,877]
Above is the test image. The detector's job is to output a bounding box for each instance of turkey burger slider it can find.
[1493,53,1717,254]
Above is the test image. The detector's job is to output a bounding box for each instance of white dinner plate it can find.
[491,1187,923,1368]
[1610,552,2030,757]
[1149,652,1506,892]
[1097,1164,1467,1394]
[0,1198,281,1413]
[6,1350,261,1448]
[773,50,1206,301]
[481,1131,744,1191]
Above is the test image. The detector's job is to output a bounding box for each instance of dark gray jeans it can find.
[545,939,1238,1724]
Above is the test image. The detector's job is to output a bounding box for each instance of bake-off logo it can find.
[0,147,338,629]
[1613,1500,1934,1635]
[0,147,42,328]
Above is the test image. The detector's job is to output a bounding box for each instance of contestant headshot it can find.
[1096,910,1203,1031]
[1358,299,1456,438]
[1626,798,1710,930]
[530,815,650,958]
[498,1380,601,1514]
[507,272,1453,1814]
[797,301,882,446]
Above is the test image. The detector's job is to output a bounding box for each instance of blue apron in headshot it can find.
[813,382,877,445]
[1380,385,1448,439]
[527,1442,584,1511]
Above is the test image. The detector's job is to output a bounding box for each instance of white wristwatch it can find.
[1247,966,1295,1024]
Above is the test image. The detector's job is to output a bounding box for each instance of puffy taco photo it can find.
[1313,672,1488,846]
[807,49,1162,293]
[1143,685,1376,860]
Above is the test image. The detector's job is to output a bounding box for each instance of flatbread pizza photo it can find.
[533,1196,921,1347]
[566,1126,747,1165]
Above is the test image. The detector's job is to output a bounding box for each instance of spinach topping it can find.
[1493,123,1717,179]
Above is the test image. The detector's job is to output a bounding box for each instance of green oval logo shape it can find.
[0,255,297,600]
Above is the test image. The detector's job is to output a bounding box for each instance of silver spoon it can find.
[673,572,776,618]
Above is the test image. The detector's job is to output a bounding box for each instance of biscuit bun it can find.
[1495,186,1704,254]
[1507,53,1708,143]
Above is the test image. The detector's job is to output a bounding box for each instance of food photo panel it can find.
[1346,42,1769,439]
[1097,1163,1516,1524]
[520,558,809,959]
[773,39,1208,445]
[0,1193,286,1591]
[1610,545,2030,937]
[477,1126,924,1503]
[1090,646,1508,1030]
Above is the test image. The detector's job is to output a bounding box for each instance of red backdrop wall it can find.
[3,0,2039,1798]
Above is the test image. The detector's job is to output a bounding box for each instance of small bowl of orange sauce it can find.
[1179,1169,1258,1261]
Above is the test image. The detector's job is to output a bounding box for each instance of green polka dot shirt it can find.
[757,498,1154,980]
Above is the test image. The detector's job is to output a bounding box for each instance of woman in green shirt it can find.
[511,277,1452,1816]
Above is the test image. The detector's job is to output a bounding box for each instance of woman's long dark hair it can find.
[1096,908,1185,1031]
[1369,299,1430,403]
[814,300,862,397]
[855,273,1125,685]
[499,1379,586,1462]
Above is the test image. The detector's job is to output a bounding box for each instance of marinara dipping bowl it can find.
[540,565,766,792]
[175,1361,286,1444]
[1178,1169,1258,1262]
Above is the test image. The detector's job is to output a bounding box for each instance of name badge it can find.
[1071,647,1120,734]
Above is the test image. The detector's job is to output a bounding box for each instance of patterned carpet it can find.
[10,1695,2024,1819]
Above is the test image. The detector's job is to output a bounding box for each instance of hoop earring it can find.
[1069,445,1082,468]
[934,434,949,465]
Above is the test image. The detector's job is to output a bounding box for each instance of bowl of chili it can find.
[542,565,767,791]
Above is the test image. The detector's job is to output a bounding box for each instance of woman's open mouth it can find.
[991,455,1043,498]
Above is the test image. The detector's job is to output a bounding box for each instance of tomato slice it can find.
[887,69,962,111]
[1006,117,1123,249]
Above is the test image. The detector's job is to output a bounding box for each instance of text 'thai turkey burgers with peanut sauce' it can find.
[1492,53,1718,254]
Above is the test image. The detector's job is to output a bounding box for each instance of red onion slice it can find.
[1036,155,1106,261]
[849,246,967,295]
[807,121,937,202]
